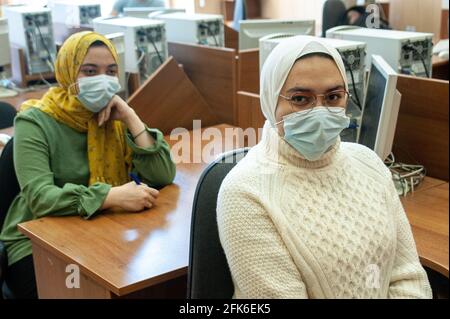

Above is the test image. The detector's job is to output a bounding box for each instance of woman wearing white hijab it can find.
[217,36,432,299]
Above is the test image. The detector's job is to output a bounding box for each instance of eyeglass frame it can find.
[279,89,352,114]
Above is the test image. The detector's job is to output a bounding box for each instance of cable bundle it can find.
[385,153,426,197]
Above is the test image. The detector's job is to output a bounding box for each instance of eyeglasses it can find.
[280,90,351,114]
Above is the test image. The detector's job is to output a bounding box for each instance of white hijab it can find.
[260,36,349,126]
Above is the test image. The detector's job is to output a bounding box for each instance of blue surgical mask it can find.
[75,74,121,113]
[277,107,350,161]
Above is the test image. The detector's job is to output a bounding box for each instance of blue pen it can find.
[129,172,141,185]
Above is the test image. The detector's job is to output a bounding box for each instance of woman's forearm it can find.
[101,187,118,210]
[124,110,155,148]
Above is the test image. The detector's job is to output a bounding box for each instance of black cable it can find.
[404,44,430,78]
[419,55,431,78]
[32,17,54,71]
[149,37,164,65]
[342,58,363,111]
[200,23,219,47]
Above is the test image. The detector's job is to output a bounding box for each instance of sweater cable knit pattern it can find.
[216,123,432,299]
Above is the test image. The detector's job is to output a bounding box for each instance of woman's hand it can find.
[102,181,160,212]
[98,95,155,148]
[98,95,136,127]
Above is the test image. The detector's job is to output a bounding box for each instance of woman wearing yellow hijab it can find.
[0,32,176,299]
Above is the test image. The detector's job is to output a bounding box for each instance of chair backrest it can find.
[0,102,17,130]
[0,138,20,229]
[0,138,19,295]
[322,0,348,37]
[188,148,250,299]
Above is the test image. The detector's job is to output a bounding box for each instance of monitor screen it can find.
[0,30,11,67]
[358,63,387,151]
[239,20,315,50]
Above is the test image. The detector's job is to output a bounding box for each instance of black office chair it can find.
[0,138,20,299]
[322,0,348,37]
[188,148,250,299]
[0,102,17,129]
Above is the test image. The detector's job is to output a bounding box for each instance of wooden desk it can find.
[128,57,219,135]
[238,49,260,94]
[18,124,244,299]
[0,88,47,111]
[401,181,449,278]
[441,9,449,40]
[224,22,239,50]
[0,88,45,154]
[394,75,449,181]
[168,42,238,126]
[222,0,262,21]
[432,55,449,81]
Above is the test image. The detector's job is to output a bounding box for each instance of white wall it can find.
[261,0,326,36]
[389,0,442,41]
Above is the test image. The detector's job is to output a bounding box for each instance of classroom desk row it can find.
[1,83,449,299]
[401,180,449,278]
[0,122,446,298]
[17,124,241,298]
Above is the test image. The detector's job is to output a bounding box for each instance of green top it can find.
[0,108,176,266]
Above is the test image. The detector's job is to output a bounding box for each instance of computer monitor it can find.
[0,17,17,98]
[239,19,315,50]
[123,7,185,19]
[104,32,126,96]
[0,18,10,68]
[358,55,401,160]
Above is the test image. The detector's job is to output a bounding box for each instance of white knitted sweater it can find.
[217,124,432,299]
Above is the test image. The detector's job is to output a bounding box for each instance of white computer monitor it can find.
[123,7,185,19]
[0,18,11,68]
[0,17,18,98]
[357,55,401,160]
[239,19,315,50]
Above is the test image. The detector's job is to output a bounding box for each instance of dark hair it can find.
[89,40,108,48]
[347,5,367,15]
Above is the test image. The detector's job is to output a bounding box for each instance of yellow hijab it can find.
[21,31,132,186]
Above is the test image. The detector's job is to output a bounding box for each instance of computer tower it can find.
[104,32,126,95]
[52,2,101,28]
[156,12,224,47]
[123,7,186,19]
[3,5,57,75]
[51,2,102,45]
[94,17,168,83]
[326,27,433,78]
